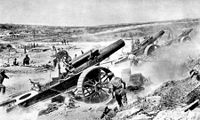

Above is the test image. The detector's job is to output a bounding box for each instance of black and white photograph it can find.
[0,0,200,120]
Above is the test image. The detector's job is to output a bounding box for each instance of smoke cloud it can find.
[132,26,200,86]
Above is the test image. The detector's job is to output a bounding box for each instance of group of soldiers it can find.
[12,54,30,66]
[0,55,31,94]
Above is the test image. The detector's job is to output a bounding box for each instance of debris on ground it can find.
[38,103,63,116]
[35,64,54,72]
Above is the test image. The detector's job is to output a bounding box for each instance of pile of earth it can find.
[152,77,200,109]
[113,76,200,120]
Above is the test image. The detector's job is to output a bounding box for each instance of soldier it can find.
[66,92,79,109]
[24,46,27,54]
[0,70,9,94]
[66,97,76,108]
[64,63,72,74]
[131,39,136,53]
[63,39,67,45]
[190,69,200,81]
[128,54,139,66]
[53,58,58,68]
[13,58,19,66]
[143,35,151,40]
[29,79,42,91]
[74,54,77,59]
[135,39,141,48]
[108,73,127,108]
[81,50,84,54]
[101,106,118,120]
[23,54,30,66]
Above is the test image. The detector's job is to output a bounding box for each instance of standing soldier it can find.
[0,70,9,94]
[53,58,58,68]
[81,50,84,54]
[131,39,135,53]
[108,73,127,108]
[24,46,27,54]
[63,39,67,45]
[74,54,77,59]
[135,39,141,50]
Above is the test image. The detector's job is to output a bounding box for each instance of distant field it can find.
[0,18,199,42]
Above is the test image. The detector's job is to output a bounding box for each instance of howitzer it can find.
[131,30,165,56]
[177,28,193,43]
[178,28,193,40]
[166,28,193,46]
[0,39,125,112]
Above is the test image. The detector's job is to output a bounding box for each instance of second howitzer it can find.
[132,30,165,56]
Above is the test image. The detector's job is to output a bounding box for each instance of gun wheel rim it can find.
[144,44,160,56]
[77,66,113,103]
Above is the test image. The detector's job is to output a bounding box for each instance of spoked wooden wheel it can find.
[77,66,113,103]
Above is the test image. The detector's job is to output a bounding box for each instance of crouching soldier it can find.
[66,93,80,109]
[108,73,127,108]
[0,70,9,94]
[13,58,19,66]
[66,97,76,108]
[29,79,42,91]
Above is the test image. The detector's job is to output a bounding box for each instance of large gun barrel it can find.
[98,39,125,61]
[179,28,193,38]
[72,39,125,72]
[141,30,165,46]
[71,49,99,68]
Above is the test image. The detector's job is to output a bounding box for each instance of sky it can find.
[0,0,200,26]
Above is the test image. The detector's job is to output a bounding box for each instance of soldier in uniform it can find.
[63,63,75,78]
[190,69,200,81]
[0,70,9,94]
[29,79,42,91]
[81,50,84,54]
[101,106,118,120]
[134,39,141,50]
[128,54,139,66]
[108,73,127,108]
[23,54,30,66]
[13,58,19,66]
[53,58,58,68]
[66,92,79,109]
